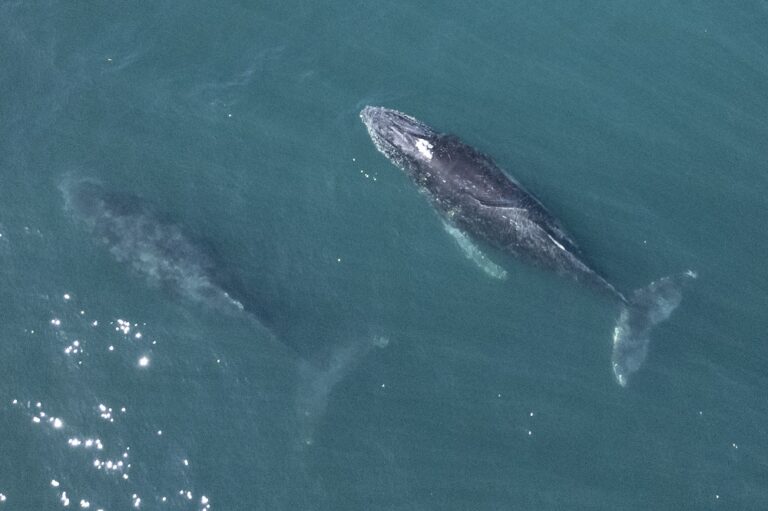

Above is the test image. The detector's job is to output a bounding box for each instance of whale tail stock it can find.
[610,270,697,386]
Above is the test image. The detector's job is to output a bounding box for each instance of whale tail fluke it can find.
[611,270,697,386]
[294,334,390,448]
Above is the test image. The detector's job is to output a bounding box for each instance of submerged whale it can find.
[60,178,268,324]
[61,177,389,445]
[360,106,694,386]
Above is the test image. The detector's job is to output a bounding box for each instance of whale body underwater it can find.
[61,178,391,444]
[60,178,266,325]
[360,106,694,386]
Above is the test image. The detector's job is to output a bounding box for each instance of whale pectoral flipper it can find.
[442,222,508,280]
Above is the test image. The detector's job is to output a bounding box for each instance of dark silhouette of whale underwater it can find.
[60,176,388,446]
[60,177,273,327]
[360,106,695,386]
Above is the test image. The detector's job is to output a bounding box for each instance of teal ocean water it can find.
[2,1,767,509]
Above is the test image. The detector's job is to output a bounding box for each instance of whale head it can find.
[60,178,112,223]
[360,106,439,170]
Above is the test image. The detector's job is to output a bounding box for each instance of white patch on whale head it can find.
[415,138,433,160]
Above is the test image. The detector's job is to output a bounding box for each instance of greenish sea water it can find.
[1,1,767,509]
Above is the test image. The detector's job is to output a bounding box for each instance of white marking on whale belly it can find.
[442,222,508,280]
[415,138,433,160]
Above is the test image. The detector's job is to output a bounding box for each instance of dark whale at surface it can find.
[360,106,695,386]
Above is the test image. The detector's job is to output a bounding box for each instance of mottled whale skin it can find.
[360,106,694,386]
